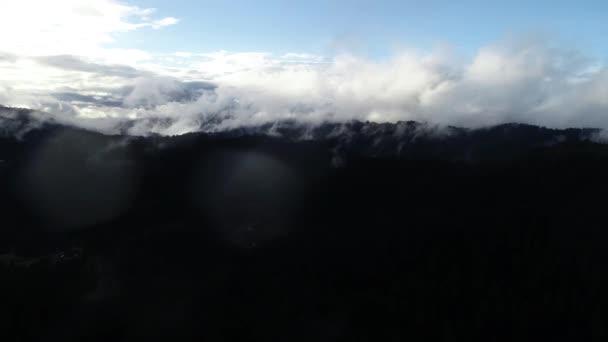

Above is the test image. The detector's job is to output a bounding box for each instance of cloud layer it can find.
[0,1,607,136]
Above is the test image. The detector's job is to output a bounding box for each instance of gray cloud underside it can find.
[36,55,145,78]
[51,92,125,108]
[0,53,16,63]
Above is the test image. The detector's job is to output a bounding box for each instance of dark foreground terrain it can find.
[2,107,608,341]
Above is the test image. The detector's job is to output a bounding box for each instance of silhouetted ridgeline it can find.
[1,106,608,341]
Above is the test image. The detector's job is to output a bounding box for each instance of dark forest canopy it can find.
[1,106,608,341]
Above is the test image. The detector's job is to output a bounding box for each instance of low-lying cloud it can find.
[2,39,608,136]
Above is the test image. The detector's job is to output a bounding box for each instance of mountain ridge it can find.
[1,105,605,163]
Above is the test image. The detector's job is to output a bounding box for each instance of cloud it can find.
[6,40,608,137]
[0,0,180,116]
[0,53,16,63]
[36,55,144,78]
[174,52,194,58]
[0,0,176,60]
[151,17,179,29]
[119,40,608,136]
[122,76,215,108]
[281,53,327,63]
[52,92,124,108]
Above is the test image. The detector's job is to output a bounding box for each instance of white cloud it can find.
[174,52,194,58]
[281,53,326,63]
[112,42,608,135]
[0,0,176,60]
[0,0,179,119]
[151,17,180,29]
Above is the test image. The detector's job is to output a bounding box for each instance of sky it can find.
[123,0,608,58]
[0,0,607,135]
